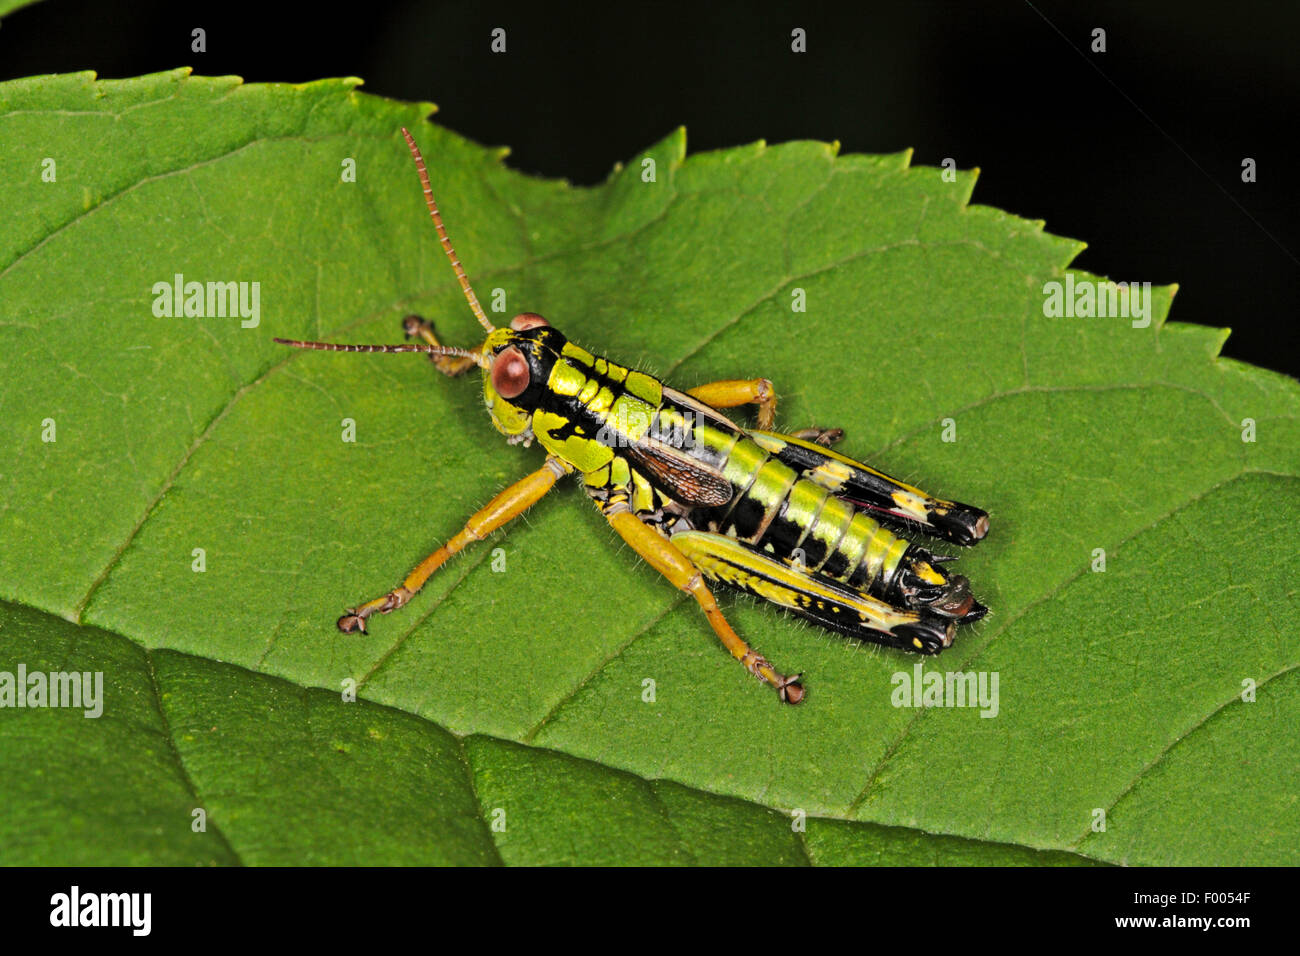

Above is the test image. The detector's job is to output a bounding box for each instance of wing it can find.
[623,434,734,508]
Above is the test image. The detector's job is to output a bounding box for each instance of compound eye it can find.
[509,312,549,331]
[491,346,531,399]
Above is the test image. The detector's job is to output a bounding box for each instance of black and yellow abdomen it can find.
[693,431,914,598]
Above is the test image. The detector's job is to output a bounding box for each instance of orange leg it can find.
[687,378,778,430]
[602,503,804,704]
[338,457,570,632]
[402,315,480,377]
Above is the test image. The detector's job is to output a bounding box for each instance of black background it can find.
[3,864,1285,938]
[3,0,1295,379]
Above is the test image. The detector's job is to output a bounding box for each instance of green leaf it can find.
[2,69,1296,866]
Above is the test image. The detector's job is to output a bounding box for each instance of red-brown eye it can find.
[491,346,531,399]
[510,312,549,331]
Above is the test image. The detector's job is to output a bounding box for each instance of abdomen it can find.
[692,436,911,594]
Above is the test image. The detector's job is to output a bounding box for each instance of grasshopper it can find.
[276,128,990,705]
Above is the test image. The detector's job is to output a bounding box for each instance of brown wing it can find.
[624,436,734,507]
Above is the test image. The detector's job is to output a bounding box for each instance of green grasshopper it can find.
[276,129,989,704]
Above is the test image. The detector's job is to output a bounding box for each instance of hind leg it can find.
[600,501,804,704]
[671,530,956,654]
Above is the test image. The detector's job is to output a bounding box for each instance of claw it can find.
[778,674,805,705]
[337,611,366,634]
[790,426,845,447]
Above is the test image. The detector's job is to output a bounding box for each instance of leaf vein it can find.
[142,648,243,865]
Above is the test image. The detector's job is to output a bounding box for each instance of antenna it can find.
[272,338,489,369]
[401,127,494,334]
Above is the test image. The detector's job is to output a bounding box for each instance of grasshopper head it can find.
[274,132,570,451]
[481,313,563,445]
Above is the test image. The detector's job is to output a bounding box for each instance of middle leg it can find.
[687,378,843,444]
[687,378,778,430]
